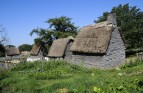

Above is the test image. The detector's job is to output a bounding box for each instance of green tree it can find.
[94,12,110,23]
[94,4,143,49]
[18,44,32,51]
[0,44,5,57]
[47,16,77,33]
[30,16,78,46]
[30,28,52,45]
[6,45,15,48]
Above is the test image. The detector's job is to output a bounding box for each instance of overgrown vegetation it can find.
[0,59,143,93]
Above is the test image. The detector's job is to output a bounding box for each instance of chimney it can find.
[107,13,117,26]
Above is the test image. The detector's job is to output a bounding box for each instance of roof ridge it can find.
[81,21,108,29]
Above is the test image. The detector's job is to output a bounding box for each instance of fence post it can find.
[136,52,143,60]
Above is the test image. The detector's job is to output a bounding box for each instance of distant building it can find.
[5,47,20,63]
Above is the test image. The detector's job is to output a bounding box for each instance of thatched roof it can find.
[6,47,20,56]
[70,21,113,54]
[30,44,41,56]
[48,36,74,57]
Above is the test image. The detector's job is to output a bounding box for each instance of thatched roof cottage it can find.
[29,44,48,61]
[5,47,20,63]
[48,36,74,61]
[6,47,20,56]
[70,13,125,68]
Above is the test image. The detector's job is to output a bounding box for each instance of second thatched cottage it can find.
[70,13,125,68]
[48,36,74,61]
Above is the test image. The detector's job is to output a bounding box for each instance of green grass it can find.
[0,58,143,93]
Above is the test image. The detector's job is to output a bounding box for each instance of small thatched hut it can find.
[48,36,74,61]
[5,47,20,63]
[70,13,125,68]
[6,47,20,56]
[30,44,48,60]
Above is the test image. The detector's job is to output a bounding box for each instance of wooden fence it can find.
[136,52,143,60]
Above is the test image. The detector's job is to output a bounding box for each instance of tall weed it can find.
[121,57,143,68]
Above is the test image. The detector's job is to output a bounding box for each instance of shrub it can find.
[0,69,10,80]
[121,57,143,68]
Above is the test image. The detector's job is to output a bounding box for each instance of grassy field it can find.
[0,57,143,93]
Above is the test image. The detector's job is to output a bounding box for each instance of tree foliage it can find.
[94,4,143,49]
[0,44,5,57]
[18,44,32,51]
[6,45,15,48]
[30,28,52,45]
[30,16,78,46]
[47,16,77,32]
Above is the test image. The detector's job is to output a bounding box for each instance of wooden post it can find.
[136,52,143,60]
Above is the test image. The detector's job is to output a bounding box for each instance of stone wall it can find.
[64,41,73,61]
[0,62,16,69]
[71,53,104,68]
[103,27,125,68]
[0,62,6,69]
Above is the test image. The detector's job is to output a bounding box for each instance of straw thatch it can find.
[48,37,74,57]
[30,44,41,56]
[70,21,113,53]
[6,47,20,56]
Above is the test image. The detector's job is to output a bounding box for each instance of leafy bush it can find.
[0,69,10,80]
[11,62,33,71]
[121,57,143,68]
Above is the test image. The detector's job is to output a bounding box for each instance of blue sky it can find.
[0,0,143,47]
